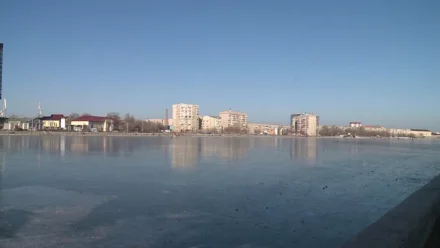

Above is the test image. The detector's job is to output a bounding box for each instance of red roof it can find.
[71,115,118,122]
[42,114,64,120]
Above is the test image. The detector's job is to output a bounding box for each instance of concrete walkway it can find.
[342,174,440,248]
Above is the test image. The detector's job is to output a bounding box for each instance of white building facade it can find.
[219,110,248,130]
[172,103,200,132]
[201,116,221,132]
[291,113,319,137]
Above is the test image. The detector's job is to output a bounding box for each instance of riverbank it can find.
[0,131,438,139]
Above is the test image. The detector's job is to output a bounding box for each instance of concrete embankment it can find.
[342,174,440,248]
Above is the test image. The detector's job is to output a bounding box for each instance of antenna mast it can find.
[38,102,43,117]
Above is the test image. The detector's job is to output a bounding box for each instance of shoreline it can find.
[0,131,438,139]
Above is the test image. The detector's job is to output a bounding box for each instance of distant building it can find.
[389,128,411,137]
[248,123,281,135]
[201,116,221,132]
[409,129,432,137]
[291,113,319,136]
[146,118,173,126]
[28,117,43,130]
[4,117,31,130]
[70,115,118,132]
[42,114,66,130]
[363,125,386,132]
[349,122,362,128]
[290,114,301,127]
[219,109,248,130]
[172,103,200,132]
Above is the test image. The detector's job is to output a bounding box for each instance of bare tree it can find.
[223,126,248,134]
[107,112,121,121]
[69,113,80,119]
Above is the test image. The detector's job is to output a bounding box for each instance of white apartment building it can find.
[219,109,248,130]
[291,113,319,136]
[172,103,200,132]
[201,116,221,132]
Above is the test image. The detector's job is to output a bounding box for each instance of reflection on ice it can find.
[0,186,110,248]
[0,136,321,169]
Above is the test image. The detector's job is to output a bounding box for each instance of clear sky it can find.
[1,0,439,129]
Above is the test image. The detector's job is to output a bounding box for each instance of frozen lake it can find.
[0,135,439,247]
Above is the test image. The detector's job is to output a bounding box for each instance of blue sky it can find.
[1,0,439,129]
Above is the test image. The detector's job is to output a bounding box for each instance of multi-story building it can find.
[349,122,362,128]
[219,109,248,130]
[201,116,221,132]
[291,113,319,136]
[290,114,301,127]
[172,103,200,132]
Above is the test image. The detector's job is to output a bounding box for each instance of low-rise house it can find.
[28,117,44,130]
[42,114,66,130]
[70,115,118,132]
[248,123,282,135]
[4,117,31,130]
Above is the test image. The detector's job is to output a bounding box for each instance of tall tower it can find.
[0,43,3,99]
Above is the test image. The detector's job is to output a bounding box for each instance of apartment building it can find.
[172,103,200,132]
[219,109,248,130]
[291,113,319,136]
[201,116,221,132]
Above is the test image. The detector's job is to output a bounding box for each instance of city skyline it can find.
[1,1,439,130]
